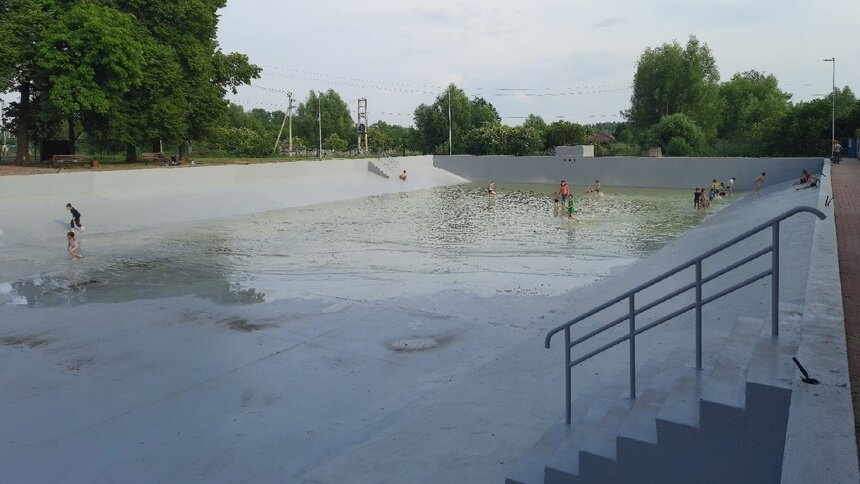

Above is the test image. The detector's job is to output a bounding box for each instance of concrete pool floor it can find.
[0,164,829,483]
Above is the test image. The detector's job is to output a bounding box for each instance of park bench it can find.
[141,152,177,166]
[52,154,90,169]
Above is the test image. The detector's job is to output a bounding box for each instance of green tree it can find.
[544,120,593,150]
[627,35,723,140]
[463,124,543,156]
[324,133,348,152]
[37,0,146,152]
[108,0,260,160]
[293,90,354,150]
[646,113,706,156]
[413,84,500,154]
[718,70,791,149]
[775,87,857,156]
[0,0,56,164]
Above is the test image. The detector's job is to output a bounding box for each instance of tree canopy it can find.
[627,35,723,140]
[0,0,260,163]
[413,84,501,154]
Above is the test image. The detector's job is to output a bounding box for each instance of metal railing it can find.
[545,206,826,424]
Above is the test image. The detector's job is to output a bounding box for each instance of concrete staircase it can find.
[367,156,401,179]
[507,304,803,484]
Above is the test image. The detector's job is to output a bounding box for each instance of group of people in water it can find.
[486,179,602,222]
[694,177,735,210]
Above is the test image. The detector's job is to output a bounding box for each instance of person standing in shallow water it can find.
[558,180,570,206]
[67,231,82,259]
[754,172,766,196]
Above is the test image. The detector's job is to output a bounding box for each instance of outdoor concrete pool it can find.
[2,183,719,308]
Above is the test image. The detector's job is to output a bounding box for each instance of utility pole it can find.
[288,93,295,156]
[318,92,323,160]
[447,86,453,155]
[273,91,293,155]
[357,98,368,155]
[0,99,6,161]
[822,58,836,145]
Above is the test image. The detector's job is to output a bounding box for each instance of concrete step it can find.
[542,350,692,484]
[699,316,765,409]
[506,366,636,484]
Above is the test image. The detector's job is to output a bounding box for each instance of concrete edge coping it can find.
[781,160,860,483]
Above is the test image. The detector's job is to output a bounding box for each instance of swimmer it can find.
[487,181,496,196]
[67,231,82,259]
[593,179,601,193]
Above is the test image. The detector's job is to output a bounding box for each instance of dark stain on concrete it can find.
[1,334,51,348]
[386,333,457,352]
[221,317,274,332]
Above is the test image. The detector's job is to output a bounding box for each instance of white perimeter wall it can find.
[433,155,824,191]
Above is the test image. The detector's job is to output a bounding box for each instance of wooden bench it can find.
[52,154,91,169]
[140,152,171,165]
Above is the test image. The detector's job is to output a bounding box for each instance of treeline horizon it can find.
[2,6,858,164]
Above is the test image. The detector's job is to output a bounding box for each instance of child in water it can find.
[567,197,577,221]
[66,203,84,231]
[67,231,82,259]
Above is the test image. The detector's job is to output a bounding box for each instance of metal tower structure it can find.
[357,98,368,154]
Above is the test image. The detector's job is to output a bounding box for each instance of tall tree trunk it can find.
[125,143,136,163]
[15,81,30,165]
[68,114,76,153]
[179,141,189,161]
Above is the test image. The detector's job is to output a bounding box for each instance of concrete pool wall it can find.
[434,155,823,191]
[0,155,461,244]
[1,154,855,483]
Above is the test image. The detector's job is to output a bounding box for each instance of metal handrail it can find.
[545,206,826,424]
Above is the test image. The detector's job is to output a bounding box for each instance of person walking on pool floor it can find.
[67,231,83,259]
[754,172,766,196]
[66,203,84,231]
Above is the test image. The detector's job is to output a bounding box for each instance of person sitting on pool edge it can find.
[399,170,407,181]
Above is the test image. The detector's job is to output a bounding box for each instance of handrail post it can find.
[695,260,703,369]
[629,294,636,399]
[772,221,780,337]
[565,327,572,425]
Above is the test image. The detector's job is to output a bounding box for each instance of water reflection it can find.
[3,183,719,307]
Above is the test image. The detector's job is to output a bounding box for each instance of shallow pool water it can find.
[2,183,720,307]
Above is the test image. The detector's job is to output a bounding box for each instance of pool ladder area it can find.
[367,154,401,179]
[544,205,826,425]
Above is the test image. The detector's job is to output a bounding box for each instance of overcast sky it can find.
[218,0,859,127]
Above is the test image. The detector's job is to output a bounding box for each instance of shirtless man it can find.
[487,181,496,197]
[754,172,766,196]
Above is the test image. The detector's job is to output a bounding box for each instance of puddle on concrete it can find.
[1,184,723,308]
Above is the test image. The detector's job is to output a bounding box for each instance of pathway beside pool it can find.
[831,157,860,461]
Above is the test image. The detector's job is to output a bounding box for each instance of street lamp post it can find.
[447,86,452,156]
[823,58,836,144]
